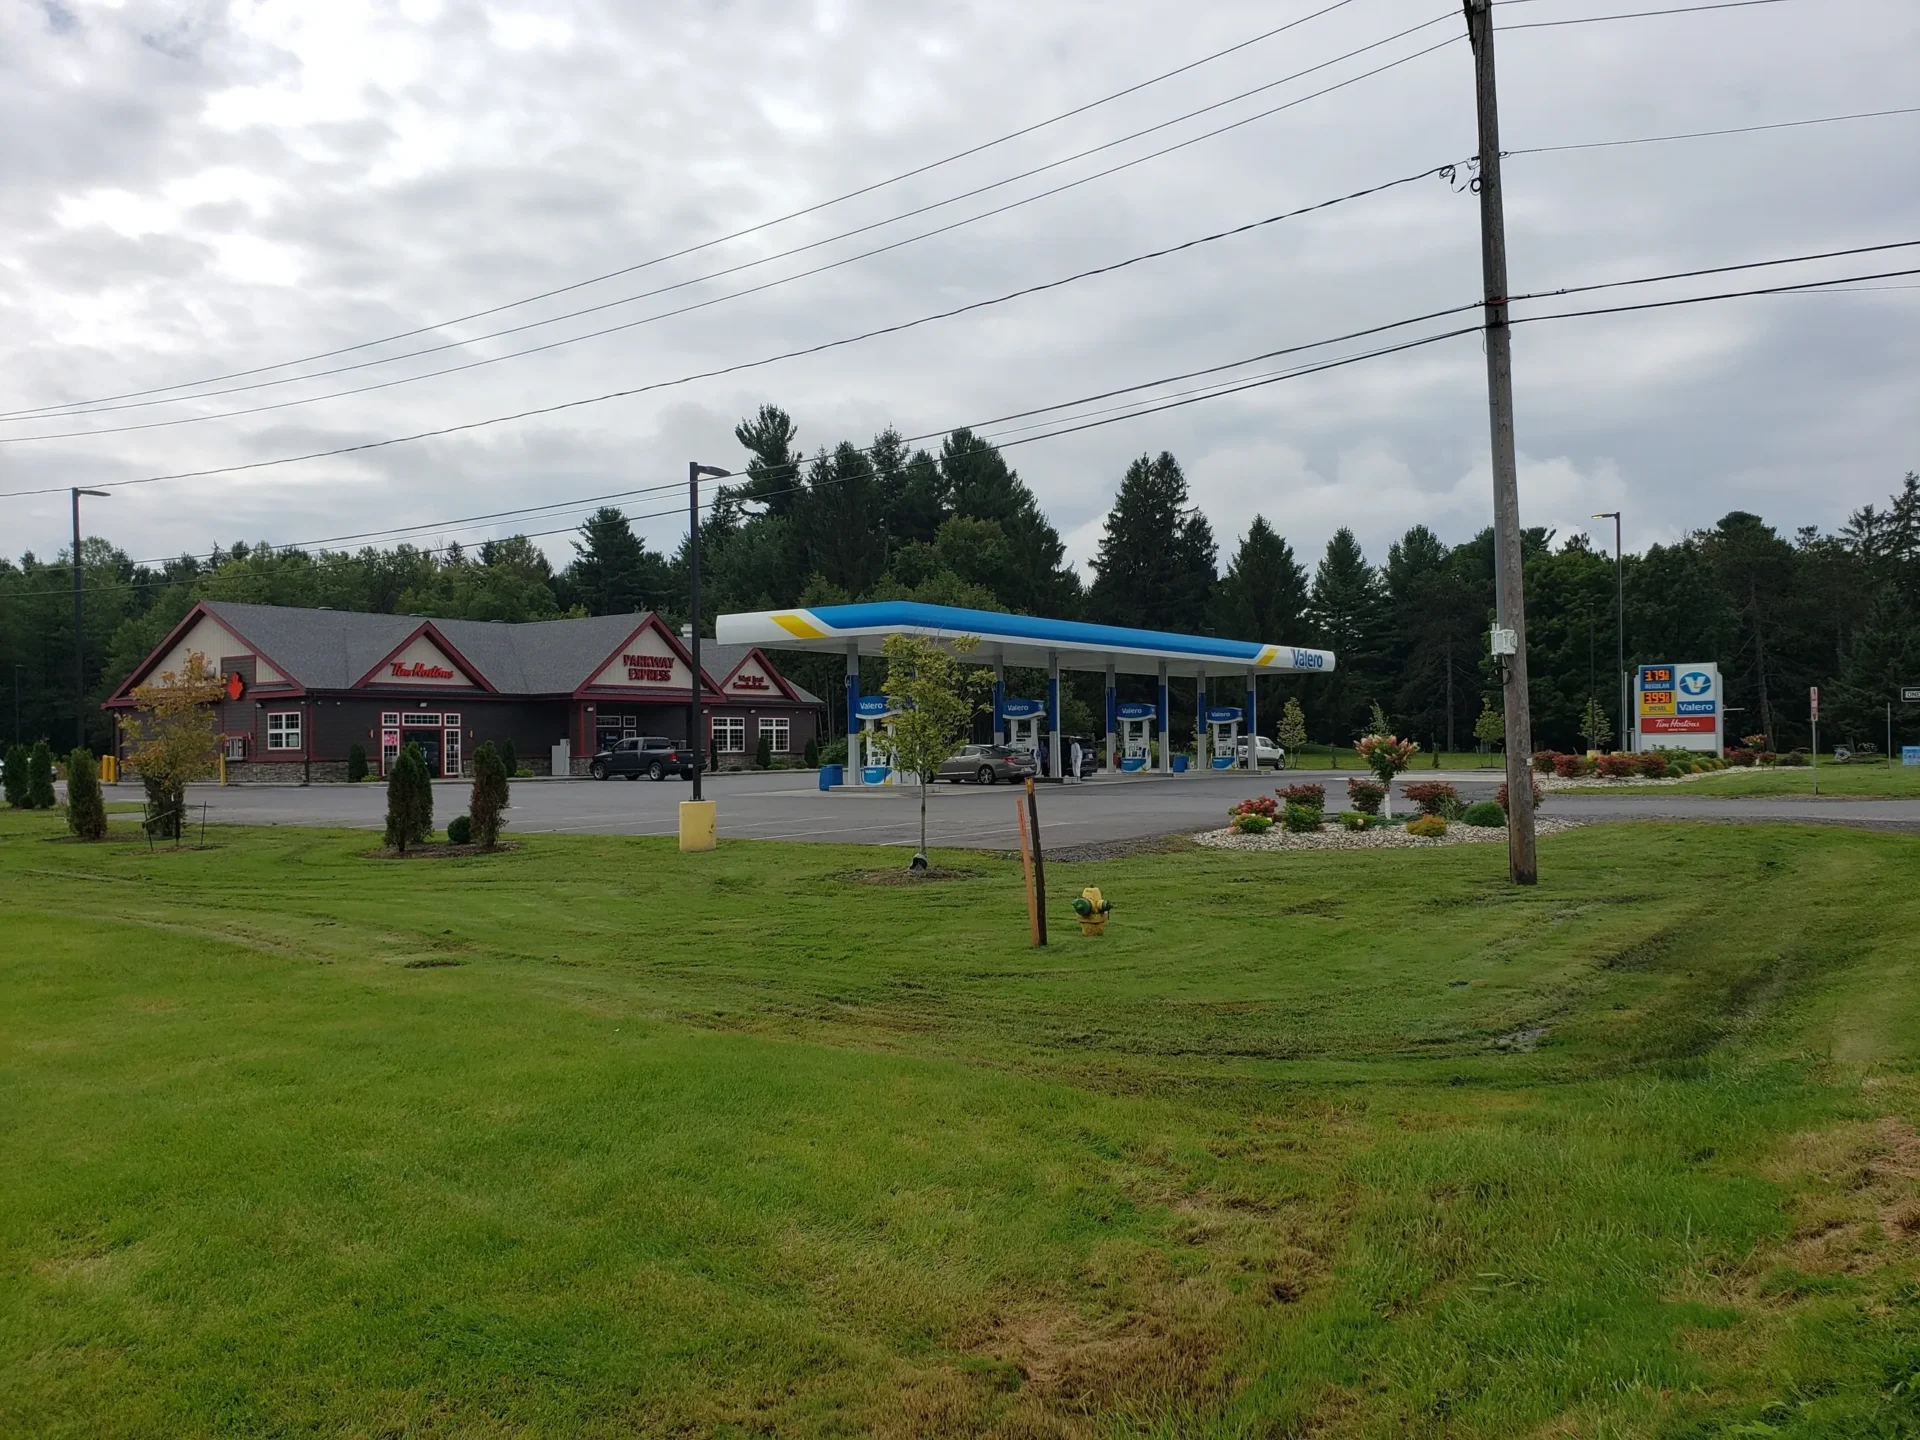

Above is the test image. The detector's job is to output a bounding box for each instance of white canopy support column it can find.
[846,643,861,787]
[993,654,1005,746]
[1158,660,1170,774]
[1047,650,1062,781]
[1196,665,1209,771]
[1104,660,1117,775]
[1245,669,1258,770]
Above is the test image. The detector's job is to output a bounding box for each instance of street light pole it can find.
[1593,511,1624,748]
[71,487,110,751]
[686,462,731,803]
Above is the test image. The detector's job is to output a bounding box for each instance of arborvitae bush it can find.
[27,741,56,809]
[803,736,820,768]
[347,743,368,782]
[64,749,107,841]
[755,733,772,770]
[446,814,472,845]
[467,741,509,850]
[384,742,433,854]
[499,739,517,778]
[2,743,27,808]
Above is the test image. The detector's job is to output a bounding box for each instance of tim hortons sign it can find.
[391,660,456,680]
[623,653,674,683]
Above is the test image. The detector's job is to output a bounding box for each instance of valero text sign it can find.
[1637,662,1722,754]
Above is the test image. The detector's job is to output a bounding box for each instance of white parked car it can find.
[1234,736,1286,769]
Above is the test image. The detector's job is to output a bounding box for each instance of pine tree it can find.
[65,749,107,841]
[940,430,1079,615]
[565,508,671,616]
[27,740,56,809]
[3,743,27,808]
[467,741,509,850]
[1307,529,1387,741]
[1214,516,1309,641]
[734,404,804,516]
[384,741,433,855]
[1088,452,1217,633]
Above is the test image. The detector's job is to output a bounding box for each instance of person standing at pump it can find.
[1069,738,1083,784]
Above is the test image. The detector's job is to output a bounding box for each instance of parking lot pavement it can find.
[106,767,1920,850]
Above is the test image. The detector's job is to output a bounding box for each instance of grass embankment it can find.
[1568,763,1920,798]
[4,812,1920,1436]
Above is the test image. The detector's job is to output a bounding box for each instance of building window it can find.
[266,711,302,751]
[381,712,400,727]
[758,716,790,753]
[224,734,248,761]
[713,716,746,753]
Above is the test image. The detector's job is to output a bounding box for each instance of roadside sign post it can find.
[1636,663,1722,756]
[1810,687,1819,796]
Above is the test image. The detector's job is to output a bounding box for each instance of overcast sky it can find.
[2,0,1916,584]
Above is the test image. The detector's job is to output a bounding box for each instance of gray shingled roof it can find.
[199,602,820,703]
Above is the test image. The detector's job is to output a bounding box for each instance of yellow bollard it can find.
[100,754,117,784]
[678,800,717,852]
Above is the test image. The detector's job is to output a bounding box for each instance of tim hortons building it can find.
[106,601,826,781]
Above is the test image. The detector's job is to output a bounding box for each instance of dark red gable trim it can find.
[105,602,308,708]
[352,620,498,693]
[571,612,709,699]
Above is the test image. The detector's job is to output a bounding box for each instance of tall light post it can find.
[1593,511,1624,749]
[72,487,111,750]
[686,462,731,803]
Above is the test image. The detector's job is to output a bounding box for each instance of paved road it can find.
[107,769,1920,850]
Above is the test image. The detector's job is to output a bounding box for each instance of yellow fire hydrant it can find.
[1072,886,1112,937]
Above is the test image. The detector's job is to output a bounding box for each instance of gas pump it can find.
[854,695,897,785]
[1207,707,1243,770]
[1116,702,1156,772]
[1001,697,1046,769]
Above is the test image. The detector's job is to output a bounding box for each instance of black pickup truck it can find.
[589,736,697,781]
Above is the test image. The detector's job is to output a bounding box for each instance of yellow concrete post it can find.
[678,799,716,852]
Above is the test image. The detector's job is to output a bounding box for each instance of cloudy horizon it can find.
[2,0,1916,584]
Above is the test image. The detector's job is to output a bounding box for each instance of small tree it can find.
[125,652,226,842]
[755,731,773,770]
[347,743,369,783]
[881,631,987,868]
[4,743,29,808]
[27,741,56,809]
[384,741,434,854]
[467,741,509,850]
[1577,695,1613,753]
[1277,696,1309,767]
[1473,697,1505,751]
[499,738,518,778]
[1354,731,1419,819]
[65,749,107,841]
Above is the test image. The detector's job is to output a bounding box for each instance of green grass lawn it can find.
[5,811,1920,1437]
[1566,762,1920,798]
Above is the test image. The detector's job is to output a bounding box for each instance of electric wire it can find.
[0,161,1463,458]
[2,0,1382,417]
[1504,105,1920,156]
[1,25,1464,429]
[1498,0,1795,30]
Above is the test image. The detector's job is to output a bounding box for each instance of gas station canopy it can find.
[714,602,1335,678]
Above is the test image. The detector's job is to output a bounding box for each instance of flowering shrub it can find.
[1726,748,1757,767]
[1595,753,1637,779]
[1355,733,1418,784]
[1232,812,1274,834]
[1635,751,1669,778]
[1346,778,1385,815]
[1402,781,1462,818]
[1495,776,1545,814]
[1742,734,1769,750]
[1229,795,1278,821]
[1282,801,1322,833]
[1532,750,1557,774]
[1551,753,1583,779]
[1755,751,1780,767]
[1276,783,1325,813]
[1406,814,1448,839]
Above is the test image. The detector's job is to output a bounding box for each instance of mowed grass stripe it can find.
[3,812,1919,1435]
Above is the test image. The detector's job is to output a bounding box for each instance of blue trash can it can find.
[818,764,844,790]
[1171,754,1189,774]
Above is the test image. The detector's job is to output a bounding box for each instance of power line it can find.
[3,0,1384,418]
[1504,104,1920,156]
[1504,238,1920,304]
[1511,263,1920,325]
[3,27,1464,431]
[1499,0,1795,30]
[0,161,1462,468]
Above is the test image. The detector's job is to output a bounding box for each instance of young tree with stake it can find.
[880,631,987,870]
[124,652,226,841]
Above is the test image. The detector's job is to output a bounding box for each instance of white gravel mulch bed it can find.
[1539,770,1712,791]
[1193,817,1588,851]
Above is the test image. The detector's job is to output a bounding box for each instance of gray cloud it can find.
[1,0,1915,577]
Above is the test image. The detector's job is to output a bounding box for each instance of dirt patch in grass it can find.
[362,842,522,860]
[402,957,466,969]
[835,866,986,886]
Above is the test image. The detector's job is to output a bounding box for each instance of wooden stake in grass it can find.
[1016,777,1047,947]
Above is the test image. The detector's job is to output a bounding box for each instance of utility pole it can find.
[1594,510,1625,748]
[1465,0,1537,884]
[71,487,110,751]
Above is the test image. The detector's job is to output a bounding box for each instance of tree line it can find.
[2,401,1913,757]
